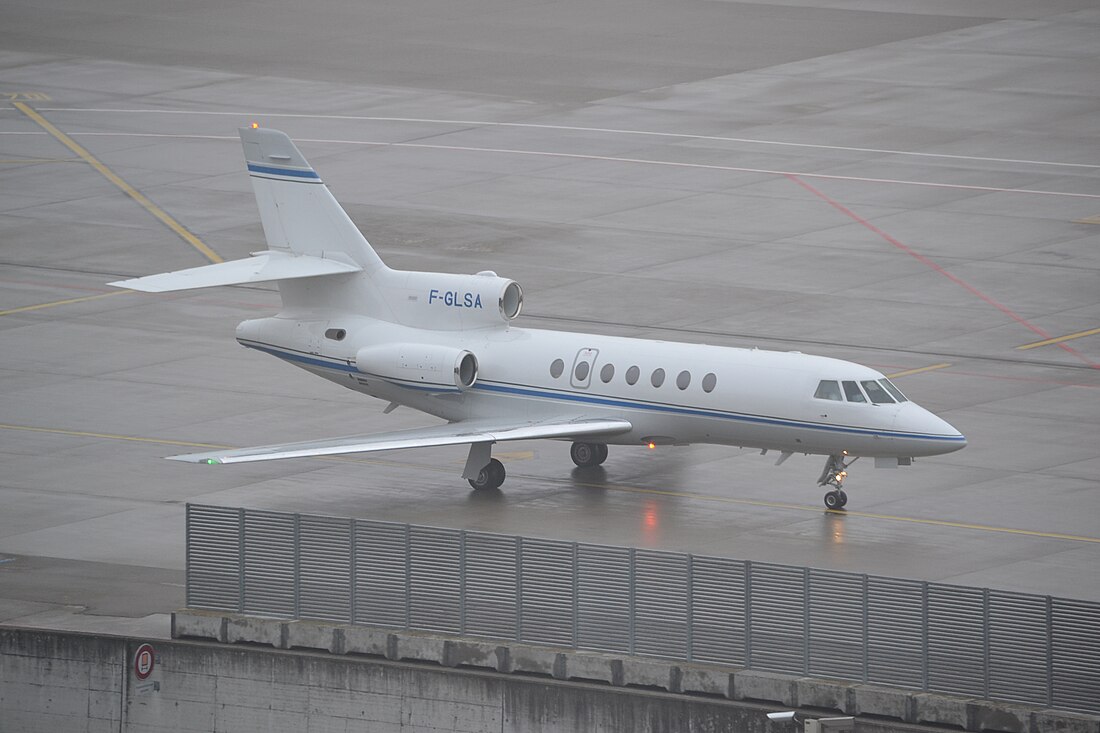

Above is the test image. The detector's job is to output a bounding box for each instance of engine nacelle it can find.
[381,270,522,330]
[355,343,478,390]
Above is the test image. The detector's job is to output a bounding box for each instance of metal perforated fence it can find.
[185,504,1100,713]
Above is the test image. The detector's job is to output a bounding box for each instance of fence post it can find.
[686,554,694,663]
[1046,596,1054,708]
[628,548,636,655]
[745,560,753,668]
[921,582,929,691]
[459,530,467,636]
[237,507,245,613]
[982,588,990,699]
[803,567,811,675]
[862,574,869,683]
[516,536,523,643]
[349,519,357,625]
[293,513,301,619]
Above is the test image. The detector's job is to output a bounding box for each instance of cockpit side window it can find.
[814,380,843,401]
[879,379,908,402]
[842,381,867,403]
[861,380,896,404]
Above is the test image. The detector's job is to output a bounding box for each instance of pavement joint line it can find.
[32,107,1100,170]
[886,363,952,379]
[5,422,1099,546]
[1018,327,1100,351]
[0,290,129,316]
[10,102,223,265]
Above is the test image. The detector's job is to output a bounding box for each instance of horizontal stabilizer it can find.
[109,251,362,292]
[168,417,633,464]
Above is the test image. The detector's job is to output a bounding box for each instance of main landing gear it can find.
[570,441,608,468]
[817,453,856,509]
[468,458,506,491]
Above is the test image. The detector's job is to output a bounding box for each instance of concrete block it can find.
[171,611,227,643]
[225,616,283,648]
[913,691,971,728]
[679,664,734,698]
[442,638,508,672]
[510,644,563,678]
[850,683,913,722]
[733,670,799,706]
[564,651,617,684]
[393,632,446,665]
[342,626,391,658]
[1031,709,1100,733]
[620,657,675,691]
[966,699,1032,732]
[284,620,337,652]
[796,677,854,713]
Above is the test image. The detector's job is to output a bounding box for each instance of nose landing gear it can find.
[818,453,856,509]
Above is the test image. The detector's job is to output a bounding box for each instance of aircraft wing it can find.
[167,417,633,464]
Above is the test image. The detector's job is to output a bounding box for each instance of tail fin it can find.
[240,127,386,274]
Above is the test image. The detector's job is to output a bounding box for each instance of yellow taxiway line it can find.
[4,421,1099,546]
[0,290,129,317]
[1018,327,1100,351]
[885,363,951,379]
[12,102,222,264]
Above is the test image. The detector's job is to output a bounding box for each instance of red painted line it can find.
[785,174,1098,369]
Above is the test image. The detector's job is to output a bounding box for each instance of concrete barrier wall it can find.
[4,624,1099,733]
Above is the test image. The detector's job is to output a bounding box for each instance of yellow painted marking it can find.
[1073,214,1100,224]
[5,422,1099,546]
[0,157,80,164]
[0,290,128,316]
[12,102,222,264]
[2,92,51,101]
[886,363,951,379]
[490,450,535,461]
[1017,327,1100,351]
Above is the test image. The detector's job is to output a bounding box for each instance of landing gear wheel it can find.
[468,458,506,491]
[570,442,605,468]
[824,490,844,510]
[836,490,848,508]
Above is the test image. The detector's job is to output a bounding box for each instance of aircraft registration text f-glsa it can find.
[112,127,966,509]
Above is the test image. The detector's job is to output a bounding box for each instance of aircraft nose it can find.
[896,402,967,454]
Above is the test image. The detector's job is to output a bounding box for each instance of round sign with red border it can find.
[134,643,155,680]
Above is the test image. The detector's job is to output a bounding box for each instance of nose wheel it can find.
[818,453,855,509]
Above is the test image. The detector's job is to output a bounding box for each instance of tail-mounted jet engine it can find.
[356,343,478,390]
[381,270,522,330]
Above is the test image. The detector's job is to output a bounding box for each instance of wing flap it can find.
[168,417,633,465]
[109,251,361,293]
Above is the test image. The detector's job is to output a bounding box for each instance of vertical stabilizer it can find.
[240,127,386,275]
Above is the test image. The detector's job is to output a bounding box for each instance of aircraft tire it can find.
[595,443,608,465]
[836,490,848,508]
[824,491,843,510]
[469,458,506,491]
[570,442,601,468]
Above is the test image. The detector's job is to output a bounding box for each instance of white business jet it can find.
[112,127,966,509]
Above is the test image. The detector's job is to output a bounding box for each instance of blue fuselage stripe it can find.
[244,341,964,444]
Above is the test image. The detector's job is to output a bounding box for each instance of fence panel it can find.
[242,510,296,618]
[988,591,1049,706]
[927,584,986,697]
[808,569,864,681]
[1051,598,1100,712]
[519,537,575,647]
[464,531,519,640]
[689,556,746,666]
[298,514,352,623]
[185,505,242,611]
[408,526,462,634]
[576,544,632,653]
[353,520,407,628]
[865,576,924,689]
[750,563,806,673]
[633,549,689,659]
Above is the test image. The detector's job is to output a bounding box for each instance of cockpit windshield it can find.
[815,378,909,404]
